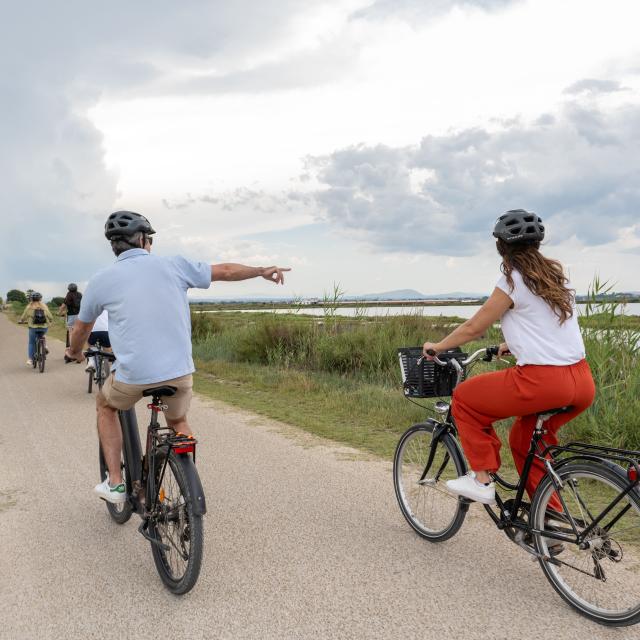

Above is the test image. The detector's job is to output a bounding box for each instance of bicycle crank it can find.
[138,520,170,552]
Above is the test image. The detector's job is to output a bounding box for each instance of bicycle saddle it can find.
[142,385,178,398]
[536,406,573,417]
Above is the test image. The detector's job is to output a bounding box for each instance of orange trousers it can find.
[451,360,595,506]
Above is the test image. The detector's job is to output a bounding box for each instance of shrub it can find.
[7,289,26,304]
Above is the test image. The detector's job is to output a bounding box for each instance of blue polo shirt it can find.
[78,249,211,384]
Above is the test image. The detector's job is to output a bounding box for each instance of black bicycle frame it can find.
[117,402,206,518]
[118,408,144,513]
[421,412,640,547]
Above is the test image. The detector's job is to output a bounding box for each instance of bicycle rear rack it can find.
[543,441,640,486]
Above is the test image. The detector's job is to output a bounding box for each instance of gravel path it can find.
[0,313,633,639]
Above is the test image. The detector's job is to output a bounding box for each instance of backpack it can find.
[32,308,47,325]
[66,292,82,315]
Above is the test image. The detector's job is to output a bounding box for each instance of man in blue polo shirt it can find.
[67,210,290,503]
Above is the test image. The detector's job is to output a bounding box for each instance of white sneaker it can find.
[94,474,127,504]
[446,471,496,504]
[26,359,33,366]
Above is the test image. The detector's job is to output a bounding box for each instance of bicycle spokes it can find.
[533,463,640,621]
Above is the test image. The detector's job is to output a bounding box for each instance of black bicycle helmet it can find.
[68,283,78,292]
[104,210,156,240]
[493,209,544,243]
[31,292,42,301]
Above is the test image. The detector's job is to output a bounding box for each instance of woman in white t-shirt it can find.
[422,209,595,506]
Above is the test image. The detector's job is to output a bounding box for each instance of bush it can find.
[50,296,65,306]
[7,289,26,304]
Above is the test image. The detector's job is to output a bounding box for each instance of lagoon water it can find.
[202,302,640,320]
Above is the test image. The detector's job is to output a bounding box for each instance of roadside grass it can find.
[192,303,640,458]
[194,359,428,458]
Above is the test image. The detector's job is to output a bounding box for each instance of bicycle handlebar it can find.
[84,349,117,362]
[64,349,116,364]
[426,345,502,368]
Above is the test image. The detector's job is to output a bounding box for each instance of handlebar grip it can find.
[488,345,500,356]
[425,349,437,356]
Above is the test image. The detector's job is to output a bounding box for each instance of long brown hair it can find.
[497,239,574,323]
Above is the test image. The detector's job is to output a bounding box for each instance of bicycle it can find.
[86,339,110,393]
[32,331,47,373]
[394,345,640,626]
[87,349,206,594]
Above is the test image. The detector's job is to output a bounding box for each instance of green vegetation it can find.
[6,289,27,304]
[192,276,640,457]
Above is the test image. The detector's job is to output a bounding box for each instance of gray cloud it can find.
[310,100,640,255]
[351,0,518,21]
[564,78,628,96]
[0,2,346,294]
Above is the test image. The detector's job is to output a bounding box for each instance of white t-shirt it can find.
[496,269,585,366]
[92,310,109,333]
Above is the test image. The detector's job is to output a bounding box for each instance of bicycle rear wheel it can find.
[148,451,203,594]
[98,444,133,524]
[531,461,640,626]
[38,339,45,373]
[393,422,468,541]
[87,367,93,393]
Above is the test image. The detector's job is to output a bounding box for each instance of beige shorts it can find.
[98,373,193,421]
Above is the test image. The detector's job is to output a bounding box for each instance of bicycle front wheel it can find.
[393,422,468,541]
[531,461,640,626]
[149,452,203,595]
[87,367,93,393]
[98,444,133,524]
[97,359,110,390]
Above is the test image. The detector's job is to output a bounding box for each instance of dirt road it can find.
[0,314,631,639]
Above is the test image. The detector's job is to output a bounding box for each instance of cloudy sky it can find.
[2,0,639,300]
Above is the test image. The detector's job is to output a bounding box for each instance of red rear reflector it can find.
[174,445,195,454]
[629,467,638,482]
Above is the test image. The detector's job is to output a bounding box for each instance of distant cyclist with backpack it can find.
[18,292,53,366]
[58,283,83,340]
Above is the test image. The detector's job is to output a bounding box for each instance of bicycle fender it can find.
[426,419,468,475]
[178,454,207,515]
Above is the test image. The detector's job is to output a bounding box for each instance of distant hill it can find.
[348,289,486,301]
[189,289,488,304]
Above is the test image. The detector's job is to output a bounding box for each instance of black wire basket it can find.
[398,347,468,398]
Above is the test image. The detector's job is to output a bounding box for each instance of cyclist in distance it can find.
[58,283,82,339]
[422,210,595,506]
[86,309,110,373]
[65,210,290,503]
[19,292,53,366]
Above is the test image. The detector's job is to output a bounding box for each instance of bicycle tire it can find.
[393,422,469,541]
[87,367,93,393]
[148,451,204,595]
[531,460,640,626]
[98,444,133,524]
[38,339,45,373]
[97,359,109,390]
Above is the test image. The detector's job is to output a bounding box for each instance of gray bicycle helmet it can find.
[68,283,78,292]
[104,210,156,240]
[31,292,42,301]
[493,209,544,243]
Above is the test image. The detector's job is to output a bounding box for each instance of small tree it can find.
[6,289,27,304]
[50,296,65,306]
